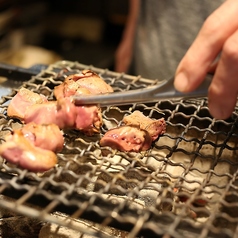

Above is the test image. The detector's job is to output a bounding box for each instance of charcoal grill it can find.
[0,60,238,238]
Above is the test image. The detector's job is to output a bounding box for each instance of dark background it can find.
[0,0,128,69]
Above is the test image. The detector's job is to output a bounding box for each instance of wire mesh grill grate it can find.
[0,61,238,238]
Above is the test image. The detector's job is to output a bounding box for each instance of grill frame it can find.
[0,60,238,238]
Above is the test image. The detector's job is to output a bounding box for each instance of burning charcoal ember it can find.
[173,188,209,219]
[54,70,114,99]
[123,110,166,141]
[24,97,102,135]
[21,122,64,152]
[0,130,58,172]
[100,125,152,152]
[7,87,48,120]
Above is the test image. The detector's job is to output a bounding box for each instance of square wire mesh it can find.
[0,60,238,238]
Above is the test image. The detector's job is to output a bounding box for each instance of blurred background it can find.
[0,0,128,70]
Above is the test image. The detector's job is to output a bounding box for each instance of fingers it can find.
[174,0,238,93]
[208,28,238,119]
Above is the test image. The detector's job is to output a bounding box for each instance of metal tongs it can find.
[73,74,212,106]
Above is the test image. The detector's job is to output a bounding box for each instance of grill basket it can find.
[0,60,238,238]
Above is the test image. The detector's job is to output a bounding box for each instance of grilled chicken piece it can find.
[24,97,102,135]
[54,70,113,99]
[100,111,166,152]
[0,130,57,172]
[123,110,166,141]
[100,126,152,152]
[8,88,102,135]
[7,88,48,120]
[24,100,74,129]
[21,122,64,152]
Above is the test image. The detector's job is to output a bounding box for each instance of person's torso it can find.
[133,0,225,80]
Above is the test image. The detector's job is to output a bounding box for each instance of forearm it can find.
[115,0,140,73]
[121,0,140,41]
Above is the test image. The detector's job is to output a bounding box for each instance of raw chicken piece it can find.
[24,97,102,135]
[21,122,64,152]
[0,130,57,172]
[123,110,166,141]
[100,126,152,152]
[7,88,48,120]
[54,70,113,99]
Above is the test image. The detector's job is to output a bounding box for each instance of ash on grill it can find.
[0,61,238,238]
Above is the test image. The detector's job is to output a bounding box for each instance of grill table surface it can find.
[0,61,238,238]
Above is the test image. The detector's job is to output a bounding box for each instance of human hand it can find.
[174,0,238,119]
